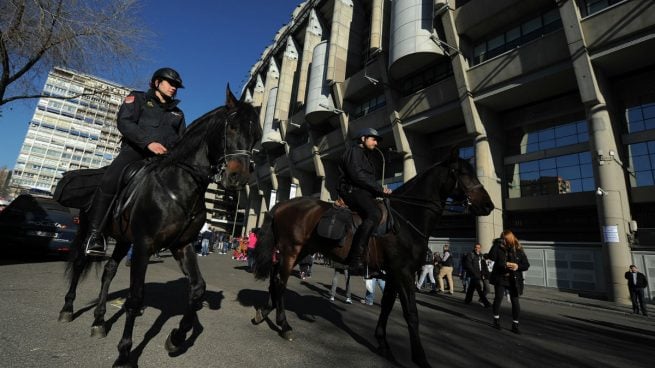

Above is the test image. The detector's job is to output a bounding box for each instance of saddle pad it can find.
[316,207,352,241]
[53,167,107,210]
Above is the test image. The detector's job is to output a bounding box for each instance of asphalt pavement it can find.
[0,250,652,368]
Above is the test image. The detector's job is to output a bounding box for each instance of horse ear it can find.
[226,84,238,109]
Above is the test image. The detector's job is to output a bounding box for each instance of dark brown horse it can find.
[57,86,261,368]
[252,149,494,368]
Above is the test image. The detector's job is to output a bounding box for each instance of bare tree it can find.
[0,0,148,109]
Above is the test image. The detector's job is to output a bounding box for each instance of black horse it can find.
[252,149,494,368]
[57,86,262,368]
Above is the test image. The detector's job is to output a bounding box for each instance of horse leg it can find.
[375,280,398,362]
[165,244,206,353]
[396,272,431,368]
[112,245,149,368]
[91,242,130,338]
[253,262,279,325]
[267,255,295,341]
[58,243,87,322]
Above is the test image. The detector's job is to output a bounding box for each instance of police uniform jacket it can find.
[117,89,186,155]
[338,142,384,196]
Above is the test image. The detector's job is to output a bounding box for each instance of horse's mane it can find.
[391,160,448,196]
[160,105,228,165]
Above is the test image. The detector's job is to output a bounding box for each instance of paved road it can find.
[0,252,652,368]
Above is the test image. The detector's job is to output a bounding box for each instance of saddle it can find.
[53,160,153,213]
[316,198,396,245]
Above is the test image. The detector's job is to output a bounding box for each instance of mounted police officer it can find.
[84,67,187,256]
[338,128,392,275]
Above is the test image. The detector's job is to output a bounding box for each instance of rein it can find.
[389,207,431,240]
[385,161,481,239]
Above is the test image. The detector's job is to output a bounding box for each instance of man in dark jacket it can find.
[463,243,491,307]
[337,128,391,275]
[625,265,649,316]
[84,67,187,256]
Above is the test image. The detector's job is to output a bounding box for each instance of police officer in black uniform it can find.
[338,128,392,275]
[84,67,187,256]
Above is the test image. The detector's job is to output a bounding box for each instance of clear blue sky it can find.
[0,0,302,169]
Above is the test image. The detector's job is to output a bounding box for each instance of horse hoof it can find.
[282,330,294,341]
[90,325,107,338]
[252,309,264,324]
[164,329,181,353]
[58,311,73,323]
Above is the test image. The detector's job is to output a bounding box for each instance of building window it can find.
[578,0,624,17]
[626,101,655,133]
[472,8,562,65]
[506,152,594,198]
[399,61,452,96]
[350,94,386,120]
[523,120,588,153]
[628,141,655,187]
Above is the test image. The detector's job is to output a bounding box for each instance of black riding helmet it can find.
[150,67,184,88]
[354,127,383,142]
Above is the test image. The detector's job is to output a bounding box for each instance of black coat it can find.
[338,142,384,196]
[464,251,489,280]
[488,244,530,294]
[117,89,186,154]
[625,271,648,290]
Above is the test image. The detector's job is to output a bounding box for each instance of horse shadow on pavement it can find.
[77,277,224,364]
[237,281,413,365]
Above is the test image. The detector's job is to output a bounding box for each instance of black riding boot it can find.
[83,189,114,256]
[347,220,375,276]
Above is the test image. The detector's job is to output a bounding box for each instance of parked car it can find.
[0,194,79,256]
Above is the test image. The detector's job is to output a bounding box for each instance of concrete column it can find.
[559,0,632,304]
[437,5,503,248]
[370,0,384,51]
[327,0,354,84]
[257,195,267,228]
[276,37,299,127]
[588,103,633,304]
[251,75,265,114]
[258,60,280,130]
[372,52,418,181]
[391,114,417,181]
[296,9,323,108]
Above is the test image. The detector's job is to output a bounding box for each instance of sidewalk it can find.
[519,285,644,316]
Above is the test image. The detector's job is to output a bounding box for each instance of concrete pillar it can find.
[259,60,280,130]
[370,0,384,51]
[559,0,632,304]
[437,4,503,249]
[327,0,354,84]
[297,9,324,108]
[391,114,417,181]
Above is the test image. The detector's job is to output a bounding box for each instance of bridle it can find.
[448,160,483,209]
[212,109,255,183]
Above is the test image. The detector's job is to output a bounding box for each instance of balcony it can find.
[468,29,577,110]
[583,0,655,76]
[453,0,554,40]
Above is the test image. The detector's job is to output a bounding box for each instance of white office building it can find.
[9,67,130,193]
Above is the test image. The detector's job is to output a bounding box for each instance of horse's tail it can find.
[253,210,276,280]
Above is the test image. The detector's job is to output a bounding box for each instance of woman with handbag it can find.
[488,230,530,334]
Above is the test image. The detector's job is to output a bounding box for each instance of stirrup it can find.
[84,235,107,256]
